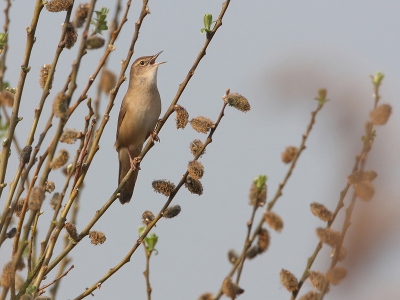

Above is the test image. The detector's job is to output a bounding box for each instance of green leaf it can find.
[314,88,329,105]
[146,233,158,252]
[138,225,146,237]
[204,13,213,30]
[253,175,267,192]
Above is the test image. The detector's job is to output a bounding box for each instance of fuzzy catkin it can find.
[190,116,214,134]
[280,269,298,292]
[89,231,106,245]
[188,160,204,179]
[174,105,189,129]
[152,180,175,196]
[264,211,284,232]
[310,202,332,222]
[185,176,203,195]
[190,139,206,157]
[226,92,250,112]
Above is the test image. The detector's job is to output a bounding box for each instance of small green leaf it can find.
[314,88,329,105]
[204,13,213,30]
[146,233,158,252]
[372,71,384,87]
[253,175,267,192]
[26,285,37,296]
[200,28,205,34]
[138,225,146,237]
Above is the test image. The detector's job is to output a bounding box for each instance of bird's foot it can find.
[149,130,160,143]
[128,152,142,171]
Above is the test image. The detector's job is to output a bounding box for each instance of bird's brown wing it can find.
[115,97,128,149]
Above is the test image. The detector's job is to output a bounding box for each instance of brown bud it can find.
[281,146,298,164]
[50,149,69,170]
[163,205,181,219]
[45,181,55,193]
[246,245,260,259]
[174,105,189,129]
[190,139,206,157]
[370,104,392,125]
[14,198,27,217]
[185,176,203,195]
[326,267,347,285]
[52,92,69,120]
[19,145,32,164]
[226,93,250,112]
[280,269,298,292]
[64,22,78,49]
[65,222,79,241]
[50,192,61,209]
[188,160,204,180]
[197,293,214,300]
[6,227,16,239]
[60,129,81,144]
[152,180,175,196]
[46,0,73,12]
[101,69,117,94]
[310,202,332,222]
[89,231,106,245]
[86,35,105,50]
[355,181,375,201]
[0,261,13,288]
[74,3,89,28]
[222,277,244,298]
[39,64,54,90]
[28,186,45,211]
[227,249,239,264]
[264,211,284,232]
[142,210,155,225]
[0,90,14,107]
[190,116,215,134]
[347,170,377,184]
[249,182,267,206]
[316,228,340,247]
[309,270,329,292]
[257,228,270,253]
[299,291,320,300]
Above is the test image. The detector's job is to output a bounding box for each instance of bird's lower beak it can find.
[150,51,166,66]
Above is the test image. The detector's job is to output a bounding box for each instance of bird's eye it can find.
[139,61,145,66]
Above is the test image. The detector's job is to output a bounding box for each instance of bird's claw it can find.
[128,152,142,171]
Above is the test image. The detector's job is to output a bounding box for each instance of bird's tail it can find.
[118,148,140,204]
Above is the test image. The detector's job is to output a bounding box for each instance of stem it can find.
[72,101,229,300]
[143,245,152,300]
[214,103,325,300]
[0,0,43,196]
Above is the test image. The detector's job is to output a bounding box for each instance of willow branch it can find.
[143,245,153,300]
[72,99,229,300]
[214,102,325,300]
[0,0,43,196]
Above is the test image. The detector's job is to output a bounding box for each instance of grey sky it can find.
[0,1,399,299]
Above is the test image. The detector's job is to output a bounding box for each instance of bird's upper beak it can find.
[149,51,166,66]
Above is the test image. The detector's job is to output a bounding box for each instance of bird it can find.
[115,51,165,204]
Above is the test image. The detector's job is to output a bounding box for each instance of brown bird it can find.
[115,52,165,204]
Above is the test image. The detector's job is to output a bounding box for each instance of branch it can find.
[72,97,229,300]
[214,101,326,300]
[0,0,44,196]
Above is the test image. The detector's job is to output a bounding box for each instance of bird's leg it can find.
[148,130,160,143]
[128,150,141,171]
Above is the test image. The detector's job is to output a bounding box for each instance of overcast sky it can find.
[0,1,399,299]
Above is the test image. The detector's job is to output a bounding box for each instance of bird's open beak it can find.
[149,51,166,66]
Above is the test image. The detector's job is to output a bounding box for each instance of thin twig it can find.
[38,265,74,292]
[0,0,44,196]
[143,244,153,300]
[215,102,325,300]
[72,96,229,299]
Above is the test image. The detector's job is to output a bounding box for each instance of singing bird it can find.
[115,52,165,204]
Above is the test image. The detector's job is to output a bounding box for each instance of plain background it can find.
[0,1,399,299]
